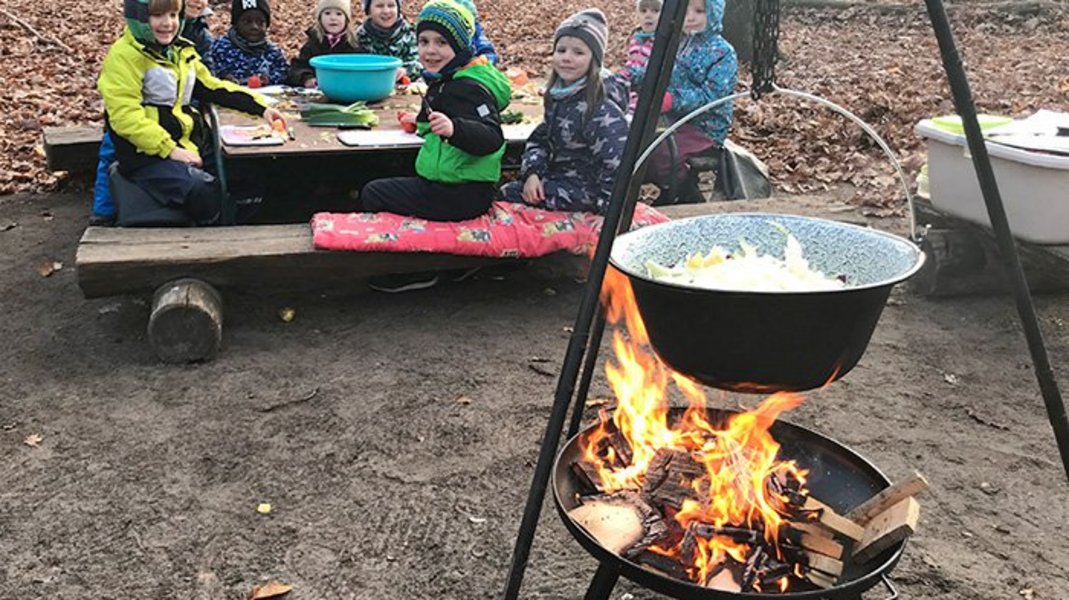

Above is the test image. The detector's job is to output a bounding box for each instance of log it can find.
[801,497,865,541]
[805,569,837,590]
[569,499,645,556]
[852,497,920,564]
[795,531,844,560]
[845,472,929,525]
[148,278,223,363]
[802,550,843,577]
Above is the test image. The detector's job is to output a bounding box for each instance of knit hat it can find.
[453,0,478,19]
[318,0,351,19]
[417,0,474,56]
[232,0,271,26]
[124,0,184,47]
[362,0,401,14]
[554,8,608,67]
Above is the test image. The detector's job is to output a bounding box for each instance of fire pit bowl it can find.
[608,213,925,392]
[553,408,906,599]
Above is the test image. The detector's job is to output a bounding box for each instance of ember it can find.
[563,269,925,593]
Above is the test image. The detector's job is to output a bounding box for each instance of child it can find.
[99,0,284,225]
[453,0,498,65]
[207,0,289,86]
[500,9,629,215]
[361,0,510,221]
[356,0,422,82]
[182,0,215,60]
[90,0,218,225]
[288,0,360,87]
[645,0,737,201]
[621,0,660,111]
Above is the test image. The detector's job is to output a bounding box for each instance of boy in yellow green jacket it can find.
[98,0,284,225]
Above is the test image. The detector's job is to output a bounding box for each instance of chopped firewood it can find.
[641,448,704,500]
[569,497,645,555]
[644,480,699,509]
[801,497,865,541]
[805,568,837,589]
[741,546,769,590]
[705,564,742,592]
[571,461,605,494]
[789,520,835,540]
[845,472,928,526]
[796,531,844,560]
[852,497,920,564]
[635,550,689,581]
[691,524,760,545]
[802,550,843,577]
[607,429,633,465]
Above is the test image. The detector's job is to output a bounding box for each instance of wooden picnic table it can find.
[218,90,545,158]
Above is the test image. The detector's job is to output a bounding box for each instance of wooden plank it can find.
[844,472,928,526]
[803,550,843,577]
[852,497,920,564]
[75,224,513,298]
[798,532,843,560]
[43,125,103,174]
[802,497,865,541]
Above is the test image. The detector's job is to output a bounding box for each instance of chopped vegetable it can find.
[500,109,525,125]
[645,229,847,292]
[300,101,380,128]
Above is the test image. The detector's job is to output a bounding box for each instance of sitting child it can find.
[99,0,284,225]
[288,0,360,87]
[645,0,737,202]
[361,0,510,222]
[356,0,422,82]
[621,0,660,111]
[90,0,218,225]
[207,0,289,86]
[500,9,629,215]
[453,0,498,65]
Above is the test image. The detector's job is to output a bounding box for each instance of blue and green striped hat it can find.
[416,0,474,54]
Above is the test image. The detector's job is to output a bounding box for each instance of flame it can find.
[581,268,811,587]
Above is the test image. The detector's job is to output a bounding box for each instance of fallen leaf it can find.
[1,222,17,232]
[543,288,557,296]
[585,397,613,408]
[467,515,487,524]
[248,580,292,599]
[942,373,959,385]
[256,503,272,515]
[40,210,54,221]
[37,261,62,277]
[1019,588,1035,600]
[455,396,473,405]
[278,307,295,323]
[24,433,43,447]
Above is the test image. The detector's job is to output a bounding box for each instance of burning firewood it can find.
[568,491,667,557]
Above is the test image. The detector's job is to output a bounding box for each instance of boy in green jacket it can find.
[99,0,284,225]
[360,0,510,224]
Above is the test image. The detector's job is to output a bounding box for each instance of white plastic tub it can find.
[915,119,1069,245]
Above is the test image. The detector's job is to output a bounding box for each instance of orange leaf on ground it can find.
[248,580,292,599]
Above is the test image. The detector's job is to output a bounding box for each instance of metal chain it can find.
[751,0,781,99]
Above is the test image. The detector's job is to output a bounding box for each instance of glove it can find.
[661,92,673,113]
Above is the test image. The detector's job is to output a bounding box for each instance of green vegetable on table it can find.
[300,101,380,128]
[500,109,525,125]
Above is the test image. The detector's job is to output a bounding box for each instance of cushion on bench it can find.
[311,201,669,257]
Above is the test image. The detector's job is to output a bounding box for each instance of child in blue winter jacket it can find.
[453,0,498,65]
[500,9,629,215]
[635,0,737,200]
[208,0,289,86]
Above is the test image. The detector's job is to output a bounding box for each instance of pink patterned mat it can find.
[311,201,669,258]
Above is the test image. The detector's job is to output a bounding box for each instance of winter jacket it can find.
[206,31,289,86]
[181,13,214,62]
[622,29,653,82]
[514,73,630,214]
[287,27,360,87]
[472,22,498,65]
[356,20,421,80]
[98,28,268,175]
[414,57,511,184]
[631,0,737,143]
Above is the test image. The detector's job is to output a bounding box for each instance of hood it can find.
[455,57,512,110]
[700,0,725,36]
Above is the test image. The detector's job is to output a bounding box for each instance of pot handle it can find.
[876,574,900,600]
[633,85,919,243]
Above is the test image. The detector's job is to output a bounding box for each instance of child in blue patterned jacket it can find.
[641,0,737,198]
[207,0,289,86]
[500,9,630,215]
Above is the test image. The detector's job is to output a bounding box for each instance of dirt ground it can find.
[1,189,1068,600]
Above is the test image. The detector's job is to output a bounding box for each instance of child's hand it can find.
[396,111,417,134]
[428,111,454,138]
[169,147,203,167]
[661,92,673,113]
[185,0,207,18]
[522,174,544,205]
[305,77,317,88]
[262,108,286,128]
[396,69,410,86]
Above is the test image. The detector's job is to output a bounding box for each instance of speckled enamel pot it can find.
[609,213,926,392]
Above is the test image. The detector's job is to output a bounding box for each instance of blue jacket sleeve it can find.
[669,40,737,117]
[519,121,551,179]
[472,22,498,65]
[267,45,290,86]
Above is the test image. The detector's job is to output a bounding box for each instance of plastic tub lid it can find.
[931,114,1013,134]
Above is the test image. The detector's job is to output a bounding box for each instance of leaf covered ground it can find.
[1,0,1067,209]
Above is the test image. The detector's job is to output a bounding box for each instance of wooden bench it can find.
[43,125,103,175]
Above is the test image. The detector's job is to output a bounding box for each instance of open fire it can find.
[564,269,924,593]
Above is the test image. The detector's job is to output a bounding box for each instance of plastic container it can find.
[931,113,1013,134]
[310,55,402,103]
[915,119,1069,245]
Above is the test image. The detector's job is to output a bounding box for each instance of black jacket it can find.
[419,76,504,157]
[286,28,360,87]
